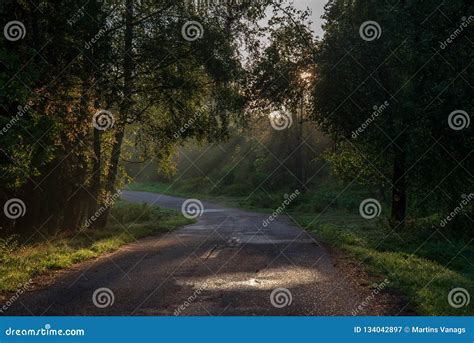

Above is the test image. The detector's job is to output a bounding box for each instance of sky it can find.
[292,0,328,38]
[241,0,329,61]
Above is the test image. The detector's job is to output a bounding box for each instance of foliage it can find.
[131,179,473,315]
[312,0,473,223]
[0,0,284,233]
[303,214,473,315]
[0,201,191,294]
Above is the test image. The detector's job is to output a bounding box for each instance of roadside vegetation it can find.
[2,0,471,317]
[0,201,191,295]
[128,180,473,316]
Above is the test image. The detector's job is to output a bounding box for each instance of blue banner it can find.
[0,317,472,343]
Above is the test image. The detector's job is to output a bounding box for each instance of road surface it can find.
[5,191,396,315]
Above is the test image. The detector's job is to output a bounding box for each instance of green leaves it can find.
[312,0,473,217]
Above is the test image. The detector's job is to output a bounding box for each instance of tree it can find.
[249,19,318,192]
[0,0,293,233]
[312,0,473,228]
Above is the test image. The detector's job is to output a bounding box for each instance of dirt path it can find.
[5,191,397,315]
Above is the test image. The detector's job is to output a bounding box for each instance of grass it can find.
[293,211,473,316]
[0,201,192,295]
[127,180,474,315]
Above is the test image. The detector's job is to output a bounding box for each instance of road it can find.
[5,191,395,315]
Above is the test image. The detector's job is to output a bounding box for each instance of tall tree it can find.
[250,21,317,192]
[312,0,473,227]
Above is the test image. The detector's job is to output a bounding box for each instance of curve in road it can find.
[5,190,395,316]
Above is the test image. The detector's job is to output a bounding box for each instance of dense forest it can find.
[0,0,472,243]
[1,0,269,233]
[128,0,473,231]
[1,0,473,317]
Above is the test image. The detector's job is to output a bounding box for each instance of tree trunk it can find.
[98,0,134,227]
[390,141,407,228]
[105,0,134,197]
[295,94,308,192]
[90,127,102,223]
[78,0,102,229]
[105,129,125,196]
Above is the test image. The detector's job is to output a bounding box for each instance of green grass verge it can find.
[127,181,473,315]
[0,201,192,294]
[293,211,473,316]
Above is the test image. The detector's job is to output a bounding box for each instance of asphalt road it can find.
[5,191,394,316]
